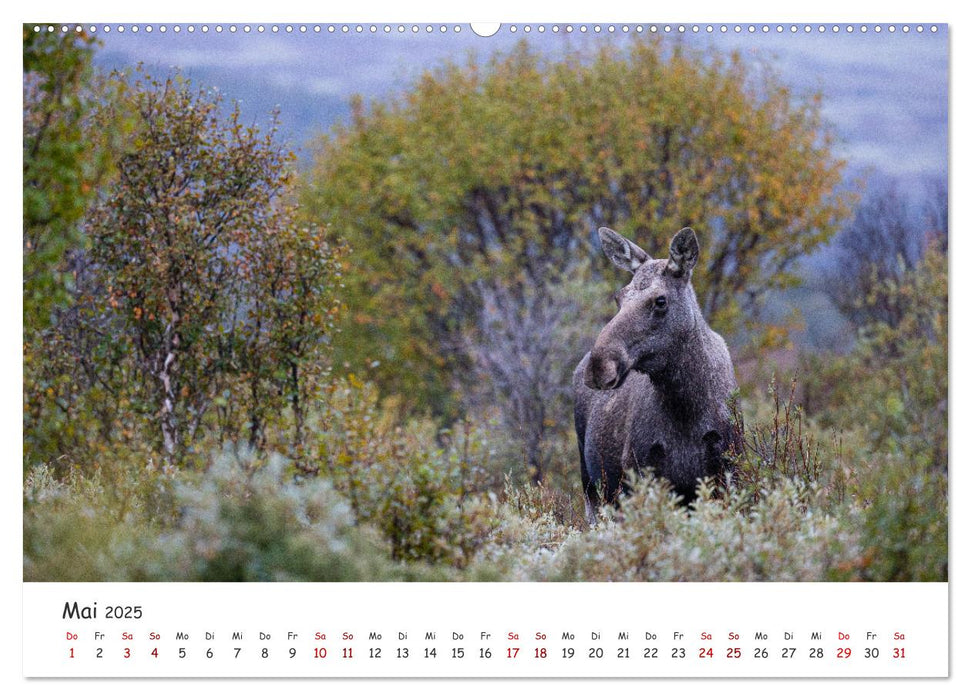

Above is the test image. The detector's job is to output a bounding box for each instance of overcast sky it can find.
[93,24,948,186]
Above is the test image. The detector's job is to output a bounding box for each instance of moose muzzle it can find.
[584,347,630,391]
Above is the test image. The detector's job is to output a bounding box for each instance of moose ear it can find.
[666,227,699,278]
[598,227,650,274]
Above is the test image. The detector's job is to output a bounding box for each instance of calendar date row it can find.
[65,644,909,661]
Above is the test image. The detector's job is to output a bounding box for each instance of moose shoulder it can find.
[573,226,739,519]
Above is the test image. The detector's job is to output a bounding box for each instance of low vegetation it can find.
[24,371,947,582]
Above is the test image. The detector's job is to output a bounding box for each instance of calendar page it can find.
[21,11,950,685]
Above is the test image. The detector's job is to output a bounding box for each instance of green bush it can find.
[475,476,860,582]
[853,457,948,582]
[24,448,450,582]
[311,378,503,567]
[800,241,947,472]
[23,461,175,581]
[727,377,946,582]
[154,450,435,581]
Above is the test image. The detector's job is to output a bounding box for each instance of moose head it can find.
[584,226,704,391]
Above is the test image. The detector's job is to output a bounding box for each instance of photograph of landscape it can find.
[23,23,947,583]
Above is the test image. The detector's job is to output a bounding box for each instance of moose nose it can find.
[585,349,628,391]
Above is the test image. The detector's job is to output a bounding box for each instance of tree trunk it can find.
[159,347,178,458]
[158,297,182,460]
[290,360,314,474]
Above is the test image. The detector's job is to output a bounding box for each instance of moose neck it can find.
[646,326,716,423]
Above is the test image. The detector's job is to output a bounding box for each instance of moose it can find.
[573,226,739,520]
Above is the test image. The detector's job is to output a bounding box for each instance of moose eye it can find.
[655,295,667,310]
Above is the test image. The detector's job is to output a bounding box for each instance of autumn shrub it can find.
[801,240,947,472]
[310,378,504,567]
[26,65,345,473]
[23,28,132,466]
[729,378,852,511]
[304,39,849,418]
